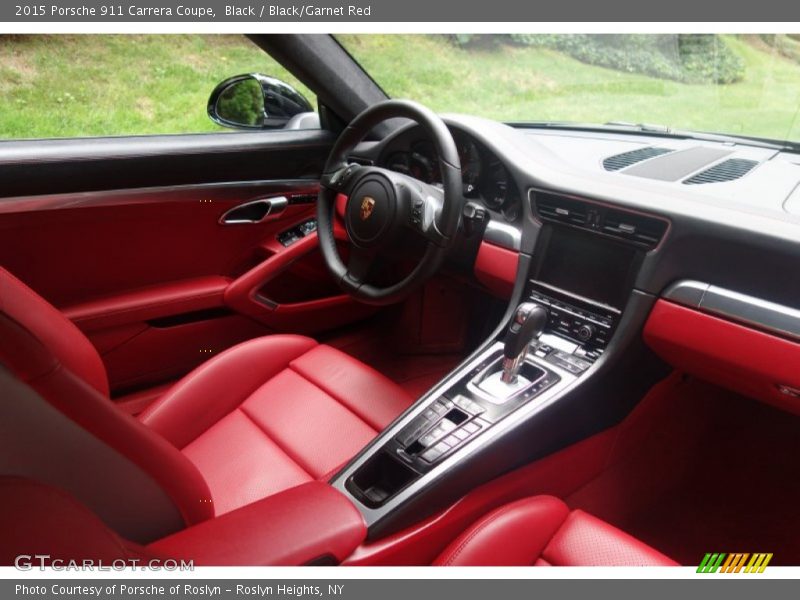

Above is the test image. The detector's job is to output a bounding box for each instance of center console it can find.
[332,191,666,538]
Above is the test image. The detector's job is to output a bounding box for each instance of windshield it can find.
[338,34,800,144]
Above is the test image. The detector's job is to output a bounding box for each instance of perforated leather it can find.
[435,495,677,566]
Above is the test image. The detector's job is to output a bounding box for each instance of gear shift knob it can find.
[501,302,548,383]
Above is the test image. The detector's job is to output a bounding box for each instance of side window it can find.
[0,34,318,140]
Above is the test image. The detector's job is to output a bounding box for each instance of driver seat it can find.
[0,266,413,528]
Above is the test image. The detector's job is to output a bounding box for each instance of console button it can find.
[576,324,596,342]
[421,441,452,463]
[421,445,444,462]
[397,417,433,446]
[442,434,461,448]
[463,421,480,434]
[454,395,485,415]
[453,428,469,441]
[453,395,472,412]
[418,432,438,447]
[419,418,457,447]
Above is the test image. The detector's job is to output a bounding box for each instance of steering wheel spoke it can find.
[320,163,363,195]
[405,182,449,247]
[343,246,376,287]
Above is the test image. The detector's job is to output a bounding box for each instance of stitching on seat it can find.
[439,501,569,566]
[236,407,314,479]
[287,364,379,434]
[439,503,528,566]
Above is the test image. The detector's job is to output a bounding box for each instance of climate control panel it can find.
[527,281,620,361]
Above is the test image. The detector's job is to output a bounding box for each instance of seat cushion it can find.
[140,335,413,516]
[434,495,677,566]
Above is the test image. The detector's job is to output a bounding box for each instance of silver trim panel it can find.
[664,280,800,341]
[483,219,522,251]
[0,179,319,214]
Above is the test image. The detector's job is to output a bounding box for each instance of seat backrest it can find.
[0,266,215,537]
[0,266,109,396]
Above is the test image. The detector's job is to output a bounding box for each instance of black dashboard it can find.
[354,114,800,309]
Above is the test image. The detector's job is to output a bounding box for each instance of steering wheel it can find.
[317,100,462,306]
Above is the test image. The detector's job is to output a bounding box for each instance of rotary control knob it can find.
[576,324,596,342]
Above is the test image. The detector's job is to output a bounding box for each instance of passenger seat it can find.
[434,495,677,566]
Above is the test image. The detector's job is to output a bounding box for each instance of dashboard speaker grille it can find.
[683,158,759,184]
[602,147,673,171]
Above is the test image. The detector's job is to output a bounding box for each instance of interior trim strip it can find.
[0,179,319,214]
[483,219,522,251]
[664,280,800,342]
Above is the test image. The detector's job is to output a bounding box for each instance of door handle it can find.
[219,196,289,225]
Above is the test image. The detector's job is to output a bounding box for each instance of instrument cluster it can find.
[381,131,522,223]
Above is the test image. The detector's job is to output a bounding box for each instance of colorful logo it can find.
[697,553,773,573]
[360,196,376,221]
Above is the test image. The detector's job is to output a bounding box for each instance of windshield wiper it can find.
[513,120,800,154]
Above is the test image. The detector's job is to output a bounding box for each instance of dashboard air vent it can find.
[683,158,758,184]
[602,147,673,171]
[602,209,669,247]
[535,194,589,226]
[533,192,668,250]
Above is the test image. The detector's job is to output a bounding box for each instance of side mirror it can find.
[207,74,316,130]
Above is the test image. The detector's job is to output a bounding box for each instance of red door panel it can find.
[0,181,373,394]
[0,183,316,305]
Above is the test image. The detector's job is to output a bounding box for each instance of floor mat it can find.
[567,374,800,565]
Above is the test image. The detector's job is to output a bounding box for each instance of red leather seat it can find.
[0,266,413,524]
[139,336,413,515]
[434,496,677,566]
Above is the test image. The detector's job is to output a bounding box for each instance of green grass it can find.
[0,35,313,139]
[340,34,800,142]
[1,34,800,142]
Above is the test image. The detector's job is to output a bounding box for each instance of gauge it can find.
[483,160,509,210]
[409,140,440,184]
[386,151,411,175]
[457,139,482,196]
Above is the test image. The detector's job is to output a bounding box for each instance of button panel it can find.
[277,218,317,247]
[528,283,619,359]
[395,395,491,466]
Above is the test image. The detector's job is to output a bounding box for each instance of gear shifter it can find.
[501,302,548,384]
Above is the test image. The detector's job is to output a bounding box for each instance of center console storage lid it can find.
[148,482,366,565]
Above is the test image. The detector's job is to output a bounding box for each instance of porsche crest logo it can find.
[360,196,376,221]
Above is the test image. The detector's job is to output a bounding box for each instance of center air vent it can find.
[683,158,758,184]
[602,209,669,247]
[602,147,673,171]
[536,194,589,226]
[532,191,668,250]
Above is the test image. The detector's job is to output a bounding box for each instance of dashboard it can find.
[378,129,523,223]
[349,113,800,317]
[337,113,800,536]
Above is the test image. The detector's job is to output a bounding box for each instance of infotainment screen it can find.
[535,227,639,309]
